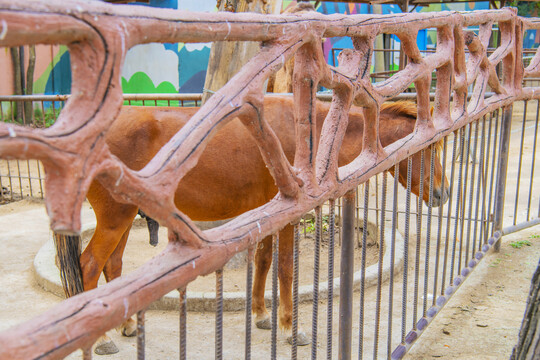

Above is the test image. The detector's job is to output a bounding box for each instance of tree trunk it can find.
[373,5,385,83]
[24,45,36,124]
[9,47,23,123]
[201,0,271,104]
[511,259,540,360]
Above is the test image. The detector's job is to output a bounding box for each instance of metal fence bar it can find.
[291,224,300,360]
[271,234,279,360]
[450,128,465,286]
[493,106,514,251]
[401,159,412,345]
[413,151,425,329]
[326,200,336,360]
[245,246,254,360]
[373,172,387,359]
[472,117,487,254]
[433,137,448,302]
[311,208,322,360]
[458,124,472,276]
[137,309,146,360]
[358,182,370,359]
[179,288,187,360]
[387,164,399,359]
[465,121,480,266]
[338,190,355,360]
[422,145,435,318]
[215,270,224,360]
[441,133,458,295]
[513,101,528,225]
[527,101,539,221]
[485,110,501,244]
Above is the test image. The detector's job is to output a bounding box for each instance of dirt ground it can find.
[0,199,538,359]
[110,219,379,295]
[405,227,540,360]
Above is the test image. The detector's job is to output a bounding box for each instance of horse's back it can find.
[92,97,419,221]
[106,106,197,170]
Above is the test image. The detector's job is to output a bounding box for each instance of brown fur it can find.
[79,95,448,339]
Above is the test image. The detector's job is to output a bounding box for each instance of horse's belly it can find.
[174,179,274,221]
[173,152,276,222]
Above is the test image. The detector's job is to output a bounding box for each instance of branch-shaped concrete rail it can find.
[0,1,537,357]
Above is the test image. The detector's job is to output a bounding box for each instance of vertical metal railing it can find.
[493,106,514,251]
[338,190,356,360]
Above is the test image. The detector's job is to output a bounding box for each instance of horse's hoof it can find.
[94,340,119,355]
[287,331,311,346]
[122,326,137,337]
[120,320,137,337]
[255,317,272,330]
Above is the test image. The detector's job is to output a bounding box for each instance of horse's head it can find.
[391,141,450,207]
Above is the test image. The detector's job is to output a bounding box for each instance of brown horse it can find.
[62,95,448,353]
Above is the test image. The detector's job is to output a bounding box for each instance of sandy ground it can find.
[405,227,540,360]
[0,198,538,359]
[112,220,378,295]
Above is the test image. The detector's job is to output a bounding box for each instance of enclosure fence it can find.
[0,1,540,359]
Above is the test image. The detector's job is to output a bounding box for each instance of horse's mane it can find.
[380,100,417,120]
[380,100,444,156]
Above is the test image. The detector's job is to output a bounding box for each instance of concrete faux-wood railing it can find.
[0,1,538,358]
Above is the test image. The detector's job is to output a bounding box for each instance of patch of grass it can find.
[510,240,532,249]
[529,234,540,239]
[300,215,330,233]
[490,258,502,267]
[33,107,59,127]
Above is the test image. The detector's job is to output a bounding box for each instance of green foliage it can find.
[510,240,532,249]
[301,215,330,233]
[508,1,540,17]
[33,107,60,127]
[1,102,61,128]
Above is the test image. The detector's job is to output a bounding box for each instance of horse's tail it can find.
[138,209,160,246]
[53,232,84,297]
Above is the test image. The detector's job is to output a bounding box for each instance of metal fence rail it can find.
[0,94,202,202]
[0,1,539,359]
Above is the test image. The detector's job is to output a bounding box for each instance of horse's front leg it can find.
[278,224,310,346]
[252,226,310,345]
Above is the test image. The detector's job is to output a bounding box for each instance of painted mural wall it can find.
[2,0,537,98]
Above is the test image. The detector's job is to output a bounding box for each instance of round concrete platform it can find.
[33,221,405,312]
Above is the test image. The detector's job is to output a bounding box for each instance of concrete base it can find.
[33,221,405,312]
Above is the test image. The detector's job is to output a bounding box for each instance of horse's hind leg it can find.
[82,213,136,355]
[103,225,137,337]
[82,181,138,354]
[253,235,273,329]
[80,203,138,290]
